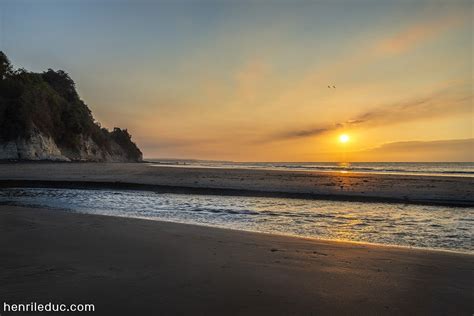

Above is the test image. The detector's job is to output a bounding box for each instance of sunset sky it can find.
[2,0,473,161]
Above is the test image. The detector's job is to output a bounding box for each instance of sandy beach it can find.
[0,162,473,206]
[1,163,472,314]
[1,205,472,315]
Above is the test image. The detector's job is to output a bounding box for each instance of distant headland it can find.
[0,52,142,162]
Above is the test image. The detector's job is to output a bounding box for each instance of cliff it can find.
[0,52,142,162]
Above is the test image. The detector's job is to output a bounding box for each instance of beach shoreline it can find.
[0,162,472,207]
[147,161,474,178]
[1,205,472,315]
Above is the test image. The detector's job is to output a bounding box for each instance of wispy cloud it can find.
[267,84,472,141]
[373,14,464,56]
[266,9,469,122]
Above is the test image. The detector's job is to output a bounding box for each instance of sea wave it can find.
[1,188,472,252]
[150,161,474,177]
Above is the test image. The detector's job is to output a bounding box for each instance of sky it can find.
[1,0,472,161]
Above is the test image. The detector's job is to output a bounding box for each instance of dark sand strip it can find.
[1,205,472,315]
[0,163,473,206]
[2,179,470,207]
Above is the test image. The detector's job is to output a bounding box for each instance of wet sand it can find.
[0,162,473,206]
[0,205,472,315]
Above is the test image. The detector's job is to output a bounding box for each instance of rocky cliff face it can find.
[0,52,143,162]
[0,131,66,161]
[0,130,142,162]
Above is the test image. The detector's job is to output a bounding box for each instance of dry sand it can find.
[1,205,472,315]
[0,162,473,206]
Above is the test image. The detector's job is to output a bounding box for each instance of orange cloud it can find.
[269,12,468,119]
[374,15,463,55]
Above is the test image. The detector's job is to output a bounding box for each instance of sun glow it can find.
[339,134,350,143]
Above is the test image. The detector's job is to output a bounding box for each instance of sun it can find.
[339,134,350,143]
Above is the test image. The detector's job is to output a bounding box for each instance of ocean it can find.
[1,188,472,253]
[148,161,474,177]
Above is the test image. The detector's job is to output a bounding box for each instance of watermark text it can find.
[2,302,95,313]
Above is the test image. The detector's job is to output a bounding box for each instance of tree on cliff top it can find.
[0,51,143,161]
[0,52,13,79]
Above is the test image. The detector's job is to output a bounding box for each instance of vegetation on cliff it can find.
[0,52,142,161]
